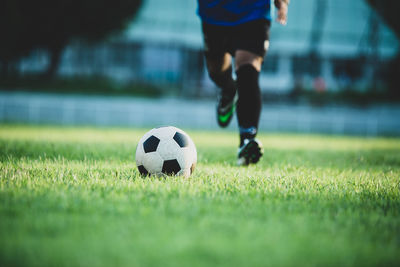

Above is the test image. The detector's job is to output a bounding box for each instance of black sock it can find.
[208,65,236,99]
[239,126,257,146]
[236,64,262,146]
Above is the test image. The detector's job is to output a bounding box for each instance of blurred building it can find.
[18,0,399,96]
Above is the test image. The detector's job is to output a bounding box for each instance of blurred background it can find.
[1,0,400,136]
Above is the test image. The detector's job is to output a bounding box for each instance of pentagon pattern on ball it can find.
[173,132,189,148]
[143,135,160,153]
[137,165,149,176]
[162,159,181,175]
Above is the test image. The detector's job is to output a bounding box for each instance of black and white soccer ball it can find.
[135,126,197,177]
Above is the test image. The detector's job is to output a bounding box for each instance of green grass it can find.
[0,125,399,267]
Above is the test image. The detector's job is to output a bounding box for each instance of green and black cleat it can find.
[237,138,263,166]
[217,93,238,128]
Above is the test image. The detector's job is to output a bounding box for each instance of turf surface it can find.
[0,125,399,266]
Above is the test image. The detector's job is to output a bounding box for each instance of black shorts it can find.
[201,19,271,59]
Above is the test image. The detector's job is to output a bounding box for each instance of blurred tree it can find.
[0,0,143,77]
[365,0,400,38]
[0,1,34,76]
[365,0,400,98]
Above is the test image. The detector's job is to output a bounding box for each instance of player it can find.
[197,0,289,165]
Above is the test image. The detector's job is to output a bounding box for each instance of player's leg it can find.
[202,22,237,128]
[205,52,233,93]
[232,19,271,165]
[235,50,263,145]
[205,53,237,128]
[235,50,264,165]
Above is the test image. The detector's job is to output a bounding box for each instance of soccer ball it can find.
[135,126,197,177]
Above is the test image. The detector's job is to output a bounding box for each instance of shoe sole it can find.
[238,140,263,166]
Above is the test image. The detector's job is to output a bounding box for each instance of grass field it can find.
[0,124,399,267]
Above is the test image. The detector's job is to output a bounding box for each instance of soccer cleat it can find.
[237,138,263,166]
[217,92,238,128]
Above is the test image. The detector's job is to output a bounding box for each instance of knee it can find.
[235,51,263,72]
[207,66,233,85]
[236,60,262,73]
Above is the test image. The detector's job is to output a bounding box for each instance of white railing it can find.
[1,91,399,136]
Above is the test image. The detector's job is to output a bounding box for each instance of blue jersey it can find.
[197,0,271,26]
